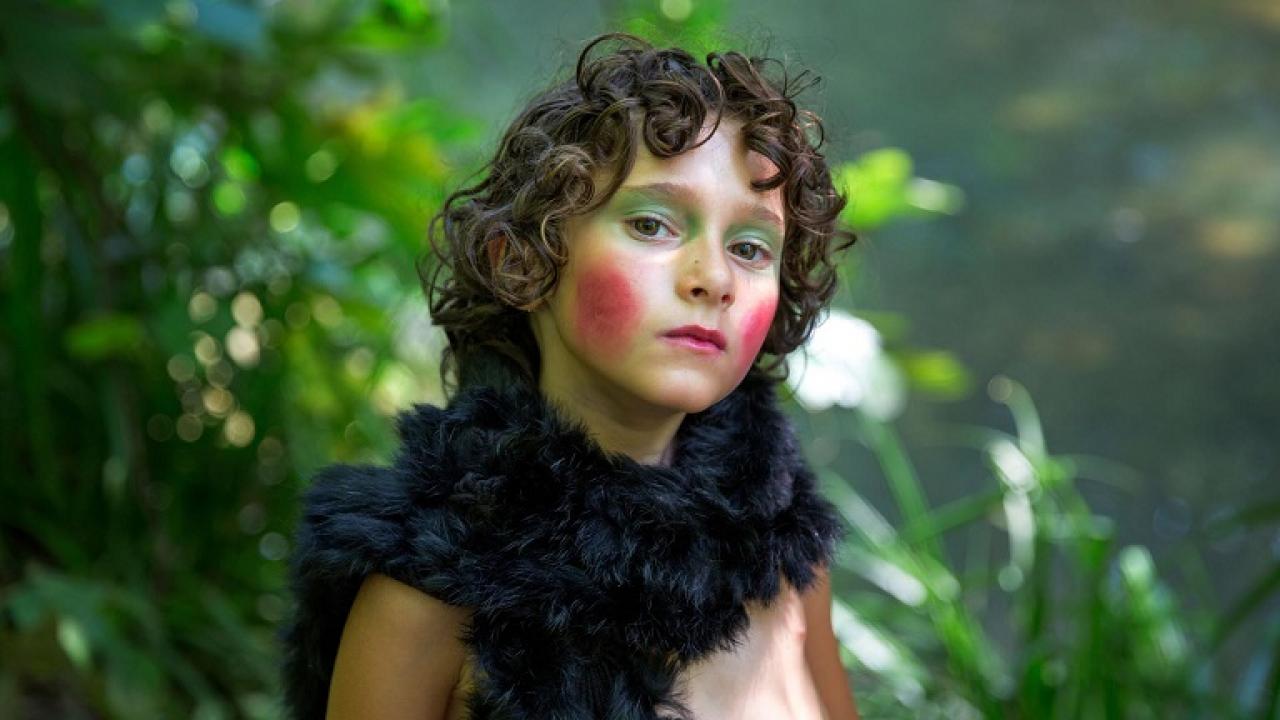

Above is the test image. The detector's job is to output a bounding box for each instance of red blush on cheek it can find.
[572,261,641,360]
[736,296,778,377]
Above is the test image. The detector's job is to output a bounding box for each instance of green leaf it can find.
[63,313,147,360]
[56,615,93,670]
[834,148,964,231]
[895,348,973,399]
[339,0,444,50]
[1206,498,1280,533]
[1213,565,1280,651]
[835,148,914,230]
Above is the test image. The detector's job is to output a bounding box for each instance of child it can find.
[279,32,860,720]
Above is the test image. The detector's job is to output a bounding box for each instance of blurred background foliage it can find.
[0,0,1275,718]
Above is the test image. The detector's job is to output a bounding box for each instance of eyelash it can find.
[625,215,774,265]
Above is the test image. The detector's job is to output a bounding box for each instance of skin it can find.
[802,566,863,720]
[529,119,784,465]
[738,299,778,380]
[573,263,642,363]
[327,573,472,720]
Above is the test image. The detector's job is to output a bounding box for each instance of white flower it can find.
[786,308,907,420]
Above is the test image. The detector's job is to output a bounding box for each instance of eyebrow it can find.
[615,181,785,235]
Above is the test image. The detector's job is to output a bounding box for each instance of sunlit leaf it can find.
[56,615,92,670]
[834,148,964,231]
[895,348,973,399]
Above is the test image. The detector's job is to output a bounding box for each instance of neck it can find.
[538,368,684,467]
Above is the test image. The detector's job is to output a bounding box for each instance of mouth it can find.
[661,325,727,353]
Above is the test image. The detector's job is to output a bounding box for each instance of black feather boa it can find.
[278,354,847,719]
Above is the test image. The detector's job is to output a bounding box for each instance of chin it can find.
[639,372,730,415]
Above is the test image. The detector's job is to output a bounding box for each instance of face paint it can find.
[572,260,641,361]
[532,120,788,417]
[736,295,778,378]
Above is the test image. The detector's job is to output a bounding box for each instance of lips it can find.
[661,325,727,351]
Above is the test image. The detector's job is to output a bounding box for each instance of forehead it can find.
[605,121,785,218]
[627,120,780,187]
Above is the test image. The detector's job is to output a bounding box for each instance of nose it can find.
[678,233,734,308]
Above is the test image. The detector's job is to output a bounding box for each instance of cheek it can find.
[572,260,643,360]
[736,295,778,376]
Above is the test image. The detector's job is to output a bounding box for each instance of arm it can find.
[802,565,861,720]
[327,572,472,720]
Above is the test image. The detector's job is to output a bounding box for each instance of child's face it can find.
[531,120,785,415]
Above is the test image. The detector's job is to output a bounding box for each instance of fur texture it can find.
[278,353,847,719]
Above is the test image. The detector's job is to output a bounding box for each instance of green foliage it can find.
[834,147,966,232]
[64,313,148,361]
[1,1,465,717]
[893,348,973,400]
[618,0,731,56]
[816,377,1275,718]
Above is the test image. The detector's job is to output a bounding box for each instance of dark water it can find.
[407,0,1280,693]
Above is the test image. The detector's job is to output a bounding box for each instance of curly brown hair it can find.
[420,32,856,396]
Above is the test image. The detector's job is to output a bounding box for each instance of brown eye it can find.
[628,216,667,238]
[731,241,770,264]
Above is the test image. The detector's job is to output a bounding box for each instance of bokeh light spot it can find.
[225,410,256,447]
[231,292,263,327]
[176,413,204,442]
[188,291,216,323]
[269,201,300,233]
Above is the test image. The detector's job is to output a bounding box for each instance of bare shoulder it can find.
[799,564,833,622]
[798,564,862,720]
[327,572,474,720]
